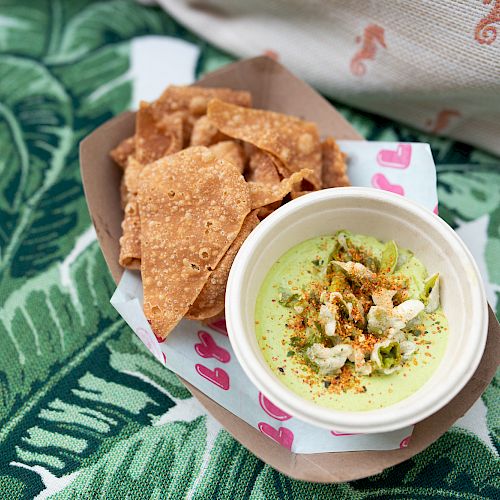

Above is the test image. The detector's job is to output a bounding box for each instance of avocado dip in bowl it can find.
[225,188,488,433]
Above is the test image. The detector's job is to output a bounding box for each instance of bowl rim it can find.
[225,187,488,433]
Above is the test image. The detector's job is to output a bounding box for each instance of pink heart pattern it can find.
[195,364,230,390]
[371,173,405,195]
[258,392,292,421]
[331,430,357,436]
[206,317,228,336]
[258,422,294,450]
[400,436,411,448]
[376,144,412,169]
[195,331,230,363]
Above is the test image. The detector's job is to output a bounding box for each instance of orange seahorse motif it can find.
[263,49,279,61]
[350,24,386,77]
[475,0,500,45]
[426,109,462,133]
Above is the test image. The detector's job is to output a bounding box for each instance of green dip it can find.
[255,231,448,411]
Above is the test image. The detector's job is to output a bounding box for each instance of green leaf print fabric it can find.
[0,1,498,498]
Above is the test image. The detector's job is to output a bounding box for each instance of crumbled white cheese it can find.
[306,343,353,375]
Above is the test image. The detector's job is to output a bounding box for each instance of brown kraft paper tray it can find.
[80,56,500,483]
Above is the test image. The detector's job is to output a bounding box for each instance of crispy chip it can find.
[154,85,252,118]
[190,115,229,146]
[138,146,251,339]
[207,99,322,189]
[119,197,141,270]
[120,176,129,209]
[209,140,245,173]
[110,136,135,169]
[290,190,313,200]
[246,149,281,184]
[248,169,313,209]
[200,310,225,325]
[124,156,144,195]
[135,101,183,164]
[257,200,281,220]
[186,210,260,320]
[321,137,350,188]
[181,113,197,148]
[118,157,146,268]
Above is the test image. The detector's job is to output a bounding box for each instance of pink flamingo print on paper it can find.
[371,173,405,196]
[258,422,294,450]
[258,392,292,421]
[350,24,387,76]
[195,364,230,390]
[376,144,412,169]
[195,331,231,363]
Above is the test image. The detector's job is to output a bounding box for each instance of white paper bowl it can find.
[225,187,488,433]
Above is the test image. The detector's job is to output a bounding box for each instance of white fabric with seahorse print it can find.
[154,0,500,156]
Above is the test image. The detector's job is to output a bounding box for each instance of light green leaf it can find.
[486,205,500,287]
[50,417,208,499]
[437,170,500,221]
[52,43,132,143]
[4,306,194,496]
[47,0,173,64]
[107,333,192,401]
[193,430,267,499]
[482,372,499,450]
[0,56,75,281]
[0,1,49,58]
[0,242,117,427]
[195,43,235,79]
[246,429,499,498]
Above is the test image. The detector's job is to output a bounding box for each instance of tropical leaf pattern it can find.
[0,1,498,498]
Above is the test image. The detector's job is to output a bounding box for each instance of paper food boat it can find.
[80,56,500,483]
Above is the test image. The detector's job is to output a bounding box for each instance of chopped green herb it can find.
[377,342,401,369]
[278,287,300,307]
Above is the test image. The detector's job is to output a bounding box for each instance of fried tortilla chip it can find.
[186,210,260,320]
[209,140,245,173]
[120,176,129,209]
[207,99,322,189]
[248,169,313,209]
[124,156,144,195]
[290,190,313,200]
[135,101,184,164]
[201,310,226,325]
[111,136,135,169]
[119,198,141,270]
[154,85,252,118]
[321,137,350,188]
[118,157,146,269]
[257,200,281,220]
[138,146,251,339]
[181,113,197,148]
[246,149,281,184]
[190,115,229,146]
